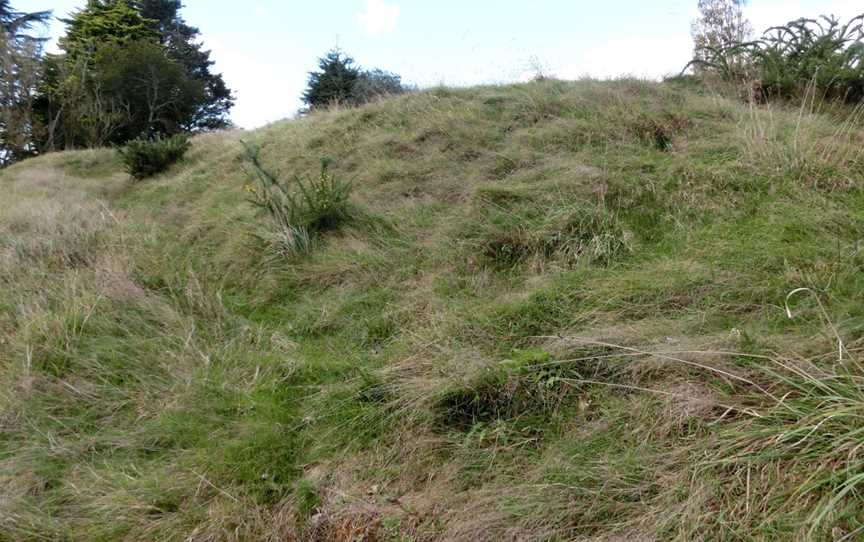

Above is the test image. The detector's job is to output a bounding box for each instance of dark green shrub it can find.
[118,134,191,180]
[686,13,864,103]
[757,15,864,102]
[242,141,354,257]
[352,69,409,104]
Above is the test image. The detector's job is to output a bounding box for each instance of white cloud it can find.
[549,1,864,83]
[745,0,863,34]
[206,38,306,129]
[555,34,694,81]
[357,0,400,36]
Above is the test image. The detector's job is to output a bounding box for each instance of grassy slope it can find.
[3,79,864,541]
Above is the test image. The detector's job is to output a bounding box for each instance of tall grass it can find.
[714,350,864,538]
[737,81,864,188]
[4,80,864,540]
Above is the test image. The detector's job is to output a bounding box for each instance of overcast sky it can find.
[17,0,864,129]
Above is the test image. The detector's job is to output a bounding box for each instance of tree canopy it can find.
[132,0,233,129]
[60,0,160,61]
[32,0,232,151]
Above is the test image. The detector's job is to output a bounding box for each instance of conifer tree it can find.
[303,49,360,109]
[302,49,407,109]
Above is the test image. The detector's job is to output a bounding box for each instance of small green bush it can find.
[118,134,191,180]
[242,141,354,257]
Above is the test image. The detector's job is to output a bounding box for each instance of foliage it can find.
[93,40,205,142]
[302,48,407,109]
[0,1,51,165]
[302,49,360,109]
[242,141,354,257]
[0,0,51,44]
[33,0,231,152]
[353,68,407,104]
[117,132,189,179]
[131,0,233,130]
[59,0,160,62]
[756,15,864,102]
[691,0,753,77]
[688,13,864,103]
[34,53,119,149]
[35,42,195,149]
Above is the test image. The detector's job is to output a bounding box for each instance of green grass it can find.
[3,79,864,540]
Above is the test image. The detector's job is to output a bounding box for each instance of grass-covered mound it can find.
[3,79,864,541]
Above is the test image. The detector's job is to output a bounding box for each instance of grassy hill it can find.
[3,79,864,541]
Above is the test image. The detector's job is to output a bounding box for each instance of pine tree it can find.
[302,49,407,109]
[302,49,360,109]
[59,0,160,61]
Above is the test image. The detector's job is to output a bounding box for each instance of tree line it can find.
[0,0,232,166]
[0,0,409,167]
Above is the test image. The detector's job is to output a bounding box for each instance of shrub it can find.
[686,13,864,103]
[118,134,191,180]
[352,69,408,104]
[242,141,354,257]
[757,15,864,102]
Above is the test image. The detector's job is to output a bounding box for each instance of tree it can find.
[302,49,360,109]
[93,40,205,141]
[691,0,754,76]
[0,1,50,165]
[35,0,232,150]
[302,49,408,109]
[36,1,163,149]
[59,0,159,62]
[0,1,51,43]
[131,0,233,129]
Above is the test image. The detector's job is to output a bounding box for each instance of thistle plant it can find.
[242,141,354,257]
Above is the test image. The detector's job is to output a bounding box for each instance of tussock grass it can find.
[3,80,864,540]
[738,97,864,189]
